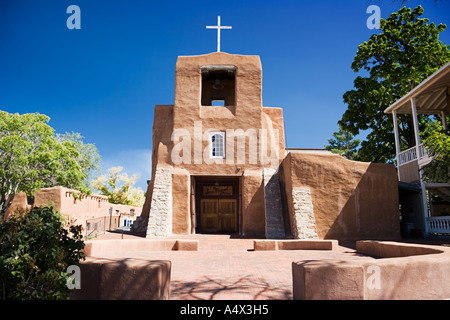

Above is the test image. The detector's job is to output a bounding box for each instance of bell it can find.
[213,79,224,90]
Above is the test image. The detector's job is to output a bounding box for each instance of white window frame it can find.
[210,131,226,159]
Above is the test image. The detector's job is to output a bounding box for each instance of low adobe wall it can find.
[4,191,31,218]
[35,186,142,226]
[7,187,142,228]
[83,239,199,257]
[70,258,171,300]
[292,241,450,300]
[253,239,338,251]
[71,239,199,300]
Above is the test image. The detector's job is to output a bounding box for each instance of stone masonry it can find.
[291,187,318,239]
[263,168,285,239]
[146,167,173,238]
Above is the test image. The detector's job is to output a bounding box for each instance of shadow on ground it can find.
[170,275,292,300]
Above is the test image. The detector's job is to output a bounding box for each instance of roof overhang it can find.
[384,62,450,115]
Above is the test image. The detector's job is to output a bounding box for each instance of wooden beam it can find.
[419,87,447,113]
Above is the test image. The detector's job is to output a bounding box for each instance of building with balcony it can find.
[385,62,450,237]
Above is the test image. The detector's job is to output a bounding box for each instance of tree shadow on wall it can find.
[170,275,292,300]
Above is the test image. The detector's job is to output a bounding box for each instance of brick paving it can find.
[91,232,374,300]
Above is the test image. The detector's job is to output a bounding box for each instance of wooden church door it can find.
[200,198,237,233]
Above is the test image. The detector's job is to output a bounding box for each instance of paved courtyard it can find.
[92,232,377,300]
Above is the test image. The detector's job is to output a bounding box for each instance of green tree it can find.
[422,119,450,182]
[91,166,145,207]
[56,132,101,192]
[0,111,100,217]
[0,206,85,299]
[324,126,361,160]
[339,6,450,163]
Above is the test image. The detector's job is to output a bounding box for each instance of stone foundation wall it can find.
[291,188,318,239]
[146,167,173,238]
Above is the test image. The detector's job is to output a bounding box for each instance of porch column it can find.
[411,97,430,232]
[410,97,422,158]
[392,110,401,180]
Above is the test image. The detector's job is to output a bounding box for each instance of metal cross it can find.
[206,16,232,52]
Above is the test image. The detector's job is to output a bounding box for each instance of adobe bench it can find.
[253,239,338,251]
[292,240,450,300]
[70,238,198,300]
[83,238,199,256]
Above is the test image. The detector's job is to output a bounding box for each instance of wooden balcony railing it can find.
[398,144,432,167]
[426,216,450,235]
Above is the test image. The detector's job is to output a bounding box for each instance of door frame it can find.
[193,175,241,234]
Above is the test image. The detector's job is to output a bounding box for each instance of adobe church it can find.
[132,20,401,240]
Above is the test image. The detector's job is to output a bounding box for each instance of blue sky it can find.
[1,0,450,191]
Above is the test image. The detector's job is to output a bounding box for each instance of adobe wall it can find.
[34,187,141,225]
[4,191,30,218]
[147,104,285,176]
[242,169,266,237]
[280,152,400,240]
[7,187,142,229]
[34,187,108,225]
[262,107,286,161]
[172,168,191,234]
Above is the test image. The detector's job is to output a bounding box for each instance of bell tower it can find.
[137,45,286,239]
[173,52,263,139]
